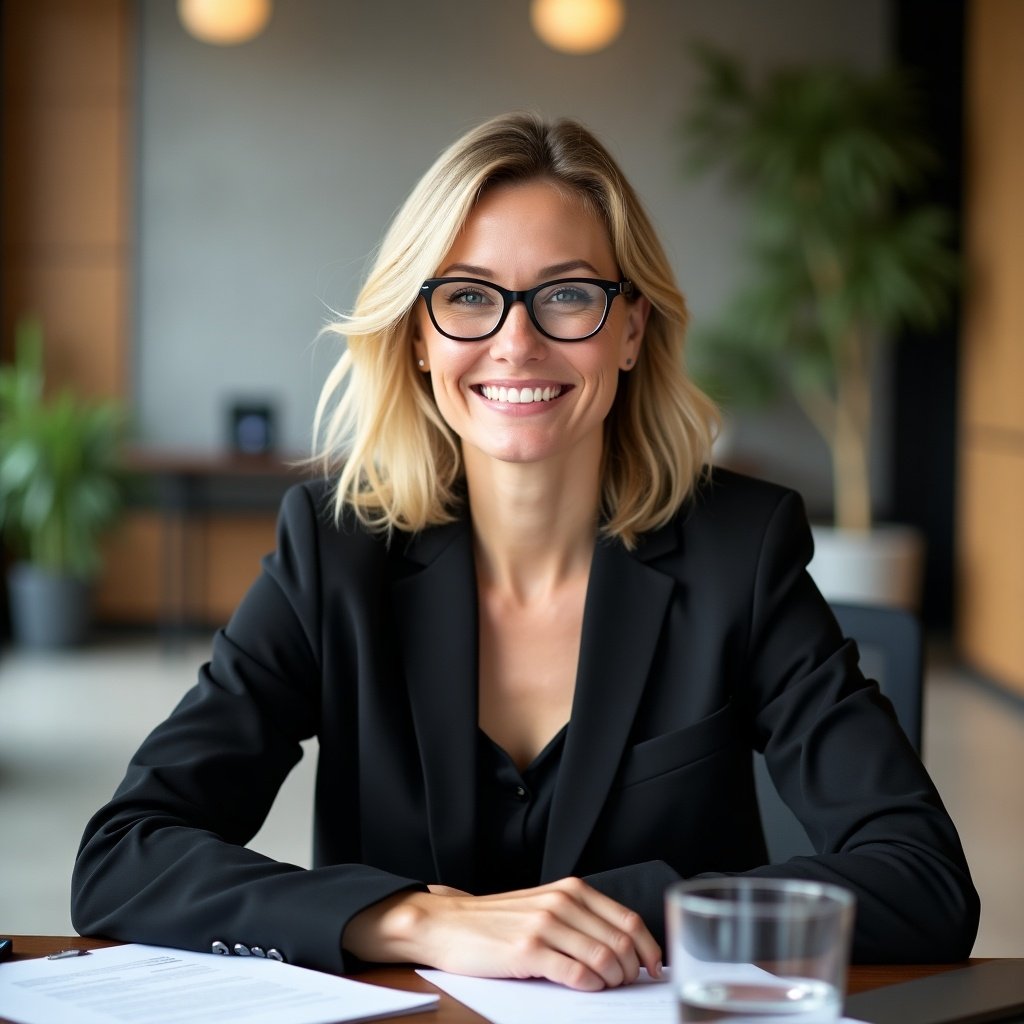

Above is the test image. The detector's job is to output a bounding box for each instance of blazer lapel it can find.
[541,525,679,881]
[393,519,480,891]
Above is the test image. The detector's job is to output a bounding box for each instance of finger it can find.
[537,949,608,992]
[515,925,615,991]
[529,892,639,986]
[545,880,658,978]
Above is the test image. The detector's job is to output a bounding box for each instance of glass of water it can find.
[665,878,855,1022]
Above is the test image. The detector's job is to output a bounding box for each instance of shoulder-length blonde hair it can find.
[313,112,718,548]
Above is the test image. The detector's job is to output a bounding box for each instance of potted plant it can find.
[681,47,957,608]
[0,317,125,647]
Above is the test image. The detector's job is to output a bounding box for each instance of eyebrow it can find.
[438,259,605,280]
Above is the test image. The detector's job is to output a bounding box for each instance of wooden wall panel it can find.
[956,0,1024,691]
[4,261,126,400]
[0,0,132,400]
[957,445,1024,694]
[960,0,1024,436]
[1,0,127,102]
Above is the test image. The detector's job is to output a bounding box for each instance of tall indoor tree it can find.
[682,46,957,534]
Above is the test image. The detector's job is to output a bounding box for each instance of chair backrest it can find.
[753,601,925,862]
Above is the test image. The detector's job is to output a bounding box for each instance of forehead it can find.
[440,178,616,276]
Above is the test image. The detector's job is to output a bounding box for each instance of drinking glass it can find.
[665,878,855,1022]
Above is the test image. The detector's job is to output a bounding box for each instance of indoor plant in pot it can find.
[0,317,125,647]
[681,47,957,608]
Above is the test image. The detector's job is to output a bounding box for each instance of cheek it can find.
[426,342,478,399]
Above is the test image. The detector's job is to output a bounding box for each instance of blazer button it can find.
[266,948,285,962]
[250,946,266,957]
[232,944,252,956]
[211,941,230,955]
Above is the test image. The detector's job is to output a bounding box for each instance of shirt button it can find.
[514,785,528,801]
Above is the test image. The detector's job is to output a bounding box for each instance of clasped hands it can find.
[344,876,662,992]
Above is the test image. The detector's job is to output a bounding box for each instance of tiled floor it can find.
[1,635,1021,955]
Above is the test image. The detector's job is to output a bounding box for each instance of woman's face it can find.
[413,178,648,470]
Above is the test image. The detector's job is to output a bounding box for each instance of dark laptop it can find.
[845,961,1024,1024]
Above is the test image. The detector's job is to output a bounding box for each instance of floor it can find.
[0,635,1021,956]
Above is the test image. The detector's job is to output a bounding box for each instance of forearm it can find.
[73,814,425,973]
[342,889,438,965]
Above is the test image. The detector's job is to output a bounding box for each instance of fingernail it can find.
[653,960,663,979]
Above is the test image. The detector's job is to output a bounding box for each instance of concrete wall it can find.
[134,0,890,511]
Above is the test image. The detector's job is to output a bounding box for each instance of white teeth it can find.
[480,385,562,403]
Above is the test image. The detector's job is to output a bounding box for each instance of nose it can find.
[487,300,546,364]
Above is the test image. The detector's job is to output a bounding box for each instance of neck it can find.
[464,437,603,603]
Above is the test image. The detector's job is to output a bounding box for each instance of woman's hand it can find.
[343,877,661,991]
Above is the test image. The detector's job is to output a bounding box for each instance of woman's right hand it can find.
[342,876,662,991]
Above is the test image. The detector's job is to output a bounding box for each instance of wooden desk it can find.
[2,935,972,1024]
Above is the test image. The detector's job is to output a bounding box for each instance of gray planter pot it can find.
[808,524,925,611]
[7,562,92,648]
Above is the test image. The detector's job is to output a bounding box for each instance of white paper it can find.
[418,967,673,1023]
[418,966,870,1024]
[0,943,437,1024]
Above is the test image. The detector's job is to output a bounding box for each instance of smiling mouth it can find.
[474,384,566,404]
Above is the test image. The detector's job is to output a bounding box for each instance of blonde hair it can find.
[313,112,718,547]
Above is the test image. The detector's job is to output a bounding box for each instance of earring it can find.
[418,359,426,368]
[624,357,634,368]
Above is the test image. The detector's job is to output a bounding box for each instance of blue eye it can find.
[549,287,589,303]
[447,288,495,306]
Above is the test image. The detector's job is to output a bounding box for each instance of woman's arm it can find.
[574,485,978,964]
[71,485,424,974]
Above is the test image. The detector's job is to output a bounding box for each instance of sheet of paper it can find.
[418,966,869,1024]
[418,967,673,1023]
[0,943,437,1024]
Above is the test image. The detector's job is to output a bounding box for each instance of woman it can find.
[72,113,979,990]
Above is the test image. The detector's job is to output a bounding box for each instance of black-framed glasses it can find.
[419,277,635,342]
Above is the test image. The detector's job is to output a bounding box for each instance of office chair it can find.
[753,601,925,862]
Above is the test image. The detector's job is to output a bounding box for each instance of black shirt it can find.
[475,726,566,894]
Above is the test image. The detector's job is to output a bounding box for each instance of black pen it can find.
[0,937,12,963]
[47,948,90,960]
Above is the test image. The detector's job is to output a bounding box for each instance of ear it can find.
[620,295,650,370]
[411,321,430,372]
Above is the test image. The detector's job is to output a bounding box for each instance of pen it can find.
[47,948,91,960]
[0,937,13,962]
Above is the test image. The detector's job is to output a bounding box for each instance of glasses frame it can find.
[418,276,635,342]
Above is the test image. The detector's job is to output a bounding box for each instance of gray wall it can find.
[135,0,890,512]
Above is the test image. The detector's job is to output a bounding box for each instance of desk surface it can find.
[1,935,974,1024]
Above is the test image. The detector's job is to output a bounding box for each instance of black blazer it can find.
[72,470,979,973]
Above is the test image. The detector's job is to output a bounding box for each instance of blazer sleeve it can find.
[71,484,425,974]
[588,487,979,964]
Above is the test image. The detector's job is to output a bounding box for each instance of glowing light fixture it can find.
[178,0,273,46]
[530,0,625,55]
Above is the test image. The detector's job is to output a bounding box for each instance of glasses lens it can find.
[532,281,608,340]
[429,280,504,339]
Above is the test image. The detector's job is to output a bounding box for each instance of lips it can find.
[475,384,565,404]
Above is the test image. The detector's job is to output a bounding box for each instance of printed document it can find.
[0,943,437,1024]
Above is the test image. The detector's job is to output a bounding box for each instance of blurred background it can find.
[1,0,1021,955]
